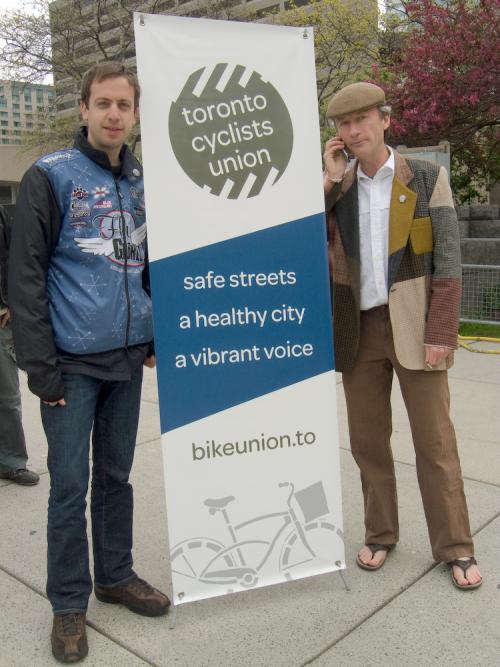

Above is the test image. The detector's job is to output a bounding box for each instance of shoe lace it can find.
[61,614,82,636]
[128,577,155,596]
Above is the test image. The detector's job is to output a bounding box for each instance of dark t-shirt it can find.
[58,344,149,381]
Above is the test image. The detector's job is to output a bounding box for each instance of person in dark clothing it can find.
[0,204,39,486]
[9,62,170,664]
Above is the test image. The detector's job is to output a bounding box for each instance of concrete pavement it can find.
[1,348,499,666]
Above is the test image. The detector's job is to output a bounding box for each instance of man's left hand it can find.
[425,345,450,368]
[0,309,11,328]
[144,354,156,369]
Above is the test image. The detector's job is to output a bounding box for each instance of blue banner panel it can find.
[150,213,334,432]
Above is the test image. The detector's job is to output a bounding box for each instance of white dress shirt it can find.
[357,148,394,310]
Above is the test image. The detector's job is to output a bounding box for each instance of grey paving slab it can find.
[136,397,161,445]
[309,515,500,667]
[448,348,500,384]
[141,365,159,404]
[0,570,149,667]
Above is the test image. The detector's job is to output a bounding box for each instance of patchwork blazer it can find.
[326,151,461,372]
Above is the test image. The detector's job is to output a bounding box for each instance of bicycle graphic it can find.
[170,480,344,590]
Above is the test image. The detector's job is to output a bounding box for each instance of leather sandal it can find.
[448,557,483,590]
[356,543,394,571]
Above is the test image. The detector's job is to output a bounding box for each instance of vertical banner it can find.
[135,13,344,605]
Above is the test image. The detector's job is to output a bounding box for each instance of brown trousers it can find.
[342,305,474,562]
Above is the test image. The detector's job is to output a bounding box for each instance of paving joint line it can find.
[448,375,500,386]
[301,509,500,666]
[0,563,158,666]
[300,562,440,666]
[85,620,159,666]
[136,436,161,448]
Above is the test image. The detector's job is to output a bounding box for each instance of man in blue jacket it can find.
[9,62,170,663]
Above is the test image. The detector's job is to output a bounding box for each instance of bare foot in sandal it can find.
[356,544,394,570]
[450,557,482,589]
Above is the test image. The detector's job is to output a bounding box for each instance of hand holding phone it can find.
[323,136,348,182]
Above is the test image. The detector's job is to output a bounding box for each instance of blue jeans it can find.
[41,368,143,614]
[0,322,28,473]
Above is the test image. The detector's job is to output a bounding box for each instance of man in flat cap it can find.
[323,82,482,589]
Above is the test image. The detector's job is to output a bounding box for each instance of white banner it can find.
[135,13,344,605]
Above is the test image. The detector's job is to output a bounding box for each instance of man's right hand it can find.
[43,398,66,407]
[0,309,11,328]
[323,137,348,185]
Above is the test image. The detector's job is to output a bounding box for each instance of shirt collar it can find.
[357,146,394,182]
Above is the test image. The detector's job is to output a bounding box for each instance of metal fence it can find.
[461,264,500,325]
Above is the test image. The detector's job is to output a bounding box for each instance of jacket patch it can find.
[75,211,146,267]
[410,216,433,255]
[92,185,110,199]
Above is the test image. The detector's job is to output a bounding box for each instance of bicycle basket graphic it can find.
[294,481,329,523]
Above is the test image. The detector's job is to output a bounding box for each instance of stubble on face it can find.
[80,76,138,165]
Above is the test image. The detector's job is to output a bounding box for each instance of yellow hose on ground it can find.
[458,335,500,354]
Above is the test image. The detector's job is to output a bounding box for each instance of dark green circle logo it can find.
[169,63,293,199]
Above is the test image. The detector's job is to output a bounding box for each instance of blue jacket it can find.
[9,128,153,400]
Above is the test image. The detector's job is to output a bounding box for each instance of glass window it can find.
[13,103,20,110]
[1,121,8,126]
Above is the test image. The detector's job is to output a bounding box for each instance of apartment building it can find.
[0,81,55,145]
[0,81,56,204]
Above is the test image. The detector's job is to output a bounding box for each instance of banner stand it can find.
[135,12,346,610]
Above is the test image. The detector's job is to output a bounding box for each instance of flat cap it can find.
[327,82,386,119]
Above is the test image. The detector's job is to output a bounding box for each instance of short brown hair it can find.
[80,61,140,109]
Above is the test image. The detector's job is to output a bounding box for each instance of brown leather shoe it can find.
[94,577,170,617]
[51,613,88,663]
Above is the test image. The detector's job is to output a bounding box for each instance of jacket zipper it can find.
[113,175,130,348]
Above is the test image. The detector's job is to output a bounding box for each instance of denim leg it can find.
[91,366,143,587]
[0,323,28,473]
[42,373,99,613]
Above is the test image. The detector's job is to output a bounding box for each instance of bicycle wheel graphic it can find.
[279,520,342,580]
[170,538,236,583]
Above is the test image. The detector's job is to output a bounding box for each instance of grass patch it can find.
[459,322,500,338]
